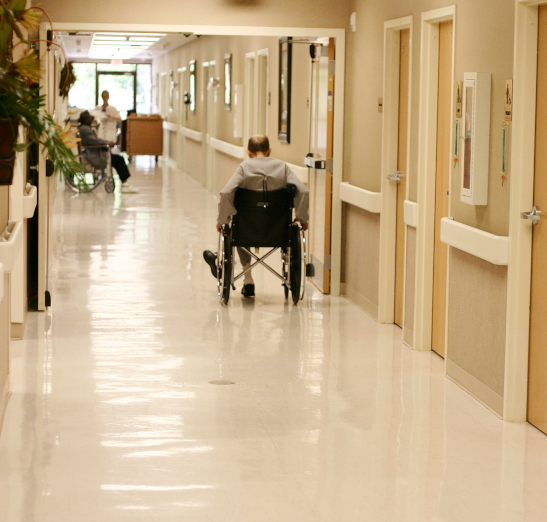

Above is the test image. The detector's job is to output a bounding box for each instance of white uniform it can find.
[94,104,120,143]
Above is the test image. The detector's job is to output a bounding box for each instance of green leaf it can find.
[7,0,26,17]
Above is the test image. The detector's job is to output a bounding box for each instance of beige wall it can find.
[215,152,242,194]
[184,139,203,184]
[36,0,352,29]
[152,34,311,168]
[346,0,514,236]
[446,248,508,415]
[341,205,380,319]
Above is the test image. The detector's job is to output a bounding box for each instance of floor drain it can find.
[209,380,235,385]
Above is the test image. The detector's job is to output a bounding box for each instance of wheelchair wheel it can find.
[289,224,303,305]
[105,177,115,193]
[217,226,232,305]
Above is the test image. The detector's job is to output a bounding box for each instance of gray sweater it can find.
[218,157,309,225]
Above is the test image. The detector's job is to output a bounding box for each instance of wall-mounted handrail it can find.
[162,121,178,132]
[23,183,37,219]
[440,217,510,265]
[0,220,23,272]
[209,137,245,159]
[404,200,418,227]
[339,182,382,213]
[287,163,308,185]
[179,126,203,142]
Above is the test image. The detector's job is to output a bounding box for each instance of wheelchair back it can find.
[231,187,294,248]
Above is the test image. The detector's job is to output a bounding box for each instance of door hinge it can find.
[326,158,333,172]
[45,290,51,307]
[324,255,331,270]
[329,60,336,76]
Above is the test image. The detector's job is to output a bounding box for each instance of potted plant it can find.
[0,0,81,185]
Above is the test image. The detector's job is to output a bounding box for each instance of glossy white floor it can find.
[1,160,547,522]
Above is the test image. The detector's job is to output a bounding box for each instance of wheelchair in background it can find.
[216,184,309,305]
[65,140,115,194]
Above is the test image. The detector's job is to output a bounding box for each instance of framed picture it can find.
[169,70,174,112]
[278,37,292,143]
[224,53,232,111]
[189,60,196,114]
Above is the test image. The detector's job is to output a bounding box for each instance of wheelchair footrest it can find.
[306,263,315,278]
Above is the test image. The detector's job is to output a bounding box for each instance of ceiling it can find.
[58,31,198,61]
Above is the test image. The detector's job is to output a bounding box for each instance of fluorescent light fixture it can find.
[128,37,161,42]
[94,36,127,41]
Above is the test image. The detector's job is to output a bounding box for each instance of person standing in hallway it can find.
[203,135,309,298]
[78,111,139,193]
[95,90,121,144]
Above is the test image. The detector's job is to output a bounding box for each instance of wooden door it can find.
[309,39,335,293]
[528,5,547,434]
[394,29,410,327]
[431,21,453,357]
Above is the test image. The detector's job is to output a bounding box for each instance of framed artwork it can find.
[224,53,232,111]
[169,70,174,112]
[189,60,196,114]
[278,37,292,143]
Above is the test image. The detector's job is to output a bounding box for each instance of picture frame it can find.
[189,60,196,114]
[278,37,292,143]
[224,53,232,111]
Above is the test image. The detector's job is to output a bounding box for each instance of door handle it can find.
[387,171,402,183]
[521,206,543,224]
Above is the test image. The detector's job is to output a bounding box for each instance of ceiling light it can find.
[128,37,160,42]
[94,36,127,41]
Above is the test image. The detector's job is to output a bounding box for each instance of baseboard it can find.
[446,359,503,418]
[341,283,378,321]
[163,156,177,168]
[0,377,10,434]
[403,326,413,348]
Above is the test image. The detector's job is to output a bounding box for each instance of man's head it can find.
[78,110,94,126]
[247,135,271,158]
[101,90,109,104]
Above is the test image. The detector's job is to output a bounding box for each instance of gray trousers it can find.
[237,247,251,266]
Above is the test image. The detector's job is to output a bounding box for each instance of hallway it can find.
[1,161,547,521]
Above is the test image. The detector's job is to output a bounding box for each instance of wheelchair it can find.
[216,185,308,305]
[65,141,115,194]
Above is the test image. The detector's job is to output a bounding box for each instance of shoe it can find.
[241,284,255,298]
[203,250,218,278]
[121,183,139,193]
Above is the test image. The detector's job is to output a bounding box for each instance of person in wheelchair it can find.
[78,111,139,193]
[203,135,309,298]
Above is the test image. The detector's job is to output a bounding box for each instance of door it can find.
[394,29,410,327]
[203,64,216,191]
[431,21,453,357]
[308,38,335,293]
[528,4,547,434]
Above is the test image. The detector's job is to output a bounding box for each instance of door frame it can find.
[504,0,545,422]
[176,66,187,170]
[378,16,414,325]
[202,60,216,192]
[413,5,456,352]
[256,48,269,136]
[244,51,256,148]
